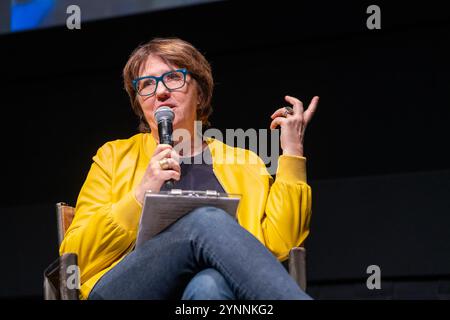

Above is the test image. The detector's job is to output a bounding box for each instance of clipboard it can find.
[135,189,242,248]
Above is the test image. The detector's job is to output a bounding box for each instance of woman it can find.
[60,38,319,300]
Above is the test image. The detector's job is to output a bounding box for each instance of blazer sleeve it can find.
[59,142,142,283]
[261,155,312,261]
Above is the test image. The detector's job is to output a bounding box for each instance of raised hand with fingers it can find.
[270,95,319,157]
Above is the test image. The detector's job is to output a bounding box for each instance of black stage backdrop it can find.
[0,1,449,299]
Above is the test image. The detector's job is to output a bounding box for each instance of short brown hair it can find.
[123,38,214,132]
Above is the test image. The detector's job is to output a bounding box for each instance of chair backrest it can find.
[56,202,75,246]
[43,202,79,300]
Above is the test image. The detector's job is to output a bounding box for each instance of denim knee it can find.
[183,206,235,230]
[181,268,235,300]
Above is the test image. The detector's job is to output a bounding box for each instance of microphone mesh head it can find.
[154,106,175,123]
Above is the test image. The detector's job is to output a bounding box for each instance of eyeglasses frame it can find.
[132,68,190,97]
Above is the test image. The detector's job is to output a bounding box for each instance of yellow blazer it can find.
[60,133,312,299]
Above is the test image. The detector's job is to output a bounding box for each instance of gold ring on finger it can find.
[159,158,170,170]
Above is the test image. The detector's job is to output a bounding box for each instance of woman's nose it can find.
[155,81,170,99]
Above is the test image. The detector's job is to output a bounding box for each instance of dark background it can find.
[1,1,449,299]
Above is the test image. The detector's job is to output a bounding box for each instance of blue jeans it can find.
[181,268,236,300]
[88,206,311,300]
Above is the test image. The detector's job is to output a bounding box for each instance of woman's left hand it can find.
[270,95,319,157]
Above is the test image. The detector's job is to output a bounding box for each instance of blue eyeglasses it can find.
[132,68,189,96]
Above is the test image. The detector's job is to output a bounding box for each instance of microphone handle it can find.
[164,179,175,189]
[158,121,173,146]
[158,120,175,189]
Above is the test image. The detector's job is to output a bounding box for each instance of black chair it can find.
[43,202,307,300]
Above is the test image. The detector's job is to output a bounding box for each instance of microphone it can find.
[154,106,175,189]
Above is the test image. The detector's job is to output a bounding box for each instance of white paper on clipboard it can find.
[135,189,241,248]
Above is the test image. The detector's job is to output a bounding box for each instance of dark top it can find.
[160,146,226,193]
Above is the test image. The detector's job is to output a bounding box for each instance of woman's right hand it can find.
[135,144,181,205]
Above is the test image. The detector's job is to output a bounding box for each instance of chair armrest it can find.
[43,253,79,300]
[288,247,307,291]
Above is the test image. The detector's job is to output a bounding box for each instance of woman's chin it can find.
[172,119,186,131]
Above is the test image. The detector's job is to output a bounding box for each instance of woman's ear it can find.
[197,90,204,107]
